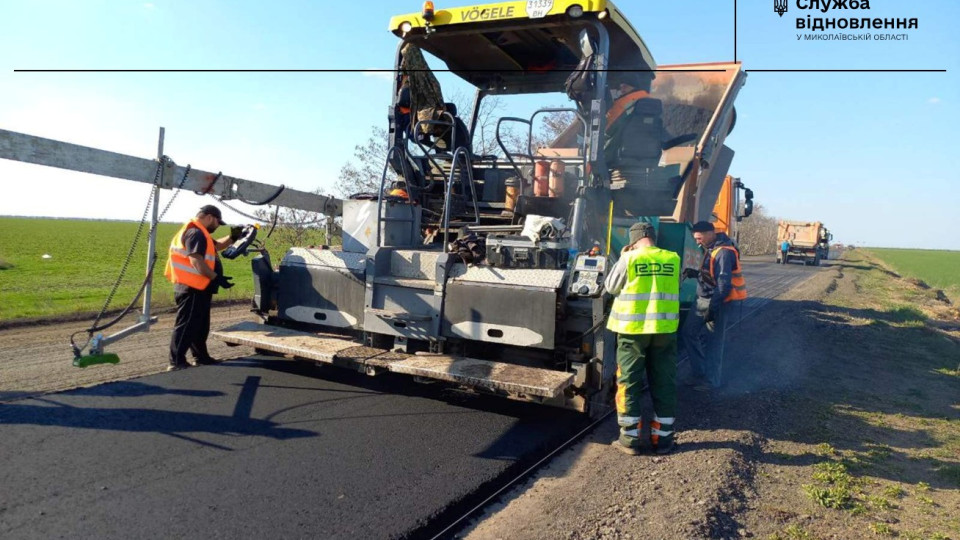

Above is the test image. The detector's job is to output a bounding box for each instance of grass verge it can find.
[0,217,330,321]
[753,249,959,540]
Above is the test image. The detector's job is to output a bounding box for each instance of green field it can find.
[0,217,328,321]
[865,248,960,292]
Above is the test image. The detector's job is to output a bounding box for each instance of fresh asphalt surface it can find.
[0,258,817,539]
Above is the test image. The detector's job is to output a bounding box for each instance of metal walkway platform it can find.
[214,322,574,399]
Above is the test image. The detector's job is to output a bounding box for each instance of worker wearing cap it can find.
[605,222,681,455]
[164,205,243,371]
[682,221,747,390]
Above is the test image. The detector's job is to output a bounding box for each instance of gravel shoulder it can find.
[460,253,960,540]
[0,304,254,402]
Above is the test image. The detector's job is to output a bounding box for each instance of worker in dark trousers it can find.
[605,222,682,455]
[164,205,242,371]
[780,239,790,264]
[681,221,748,390]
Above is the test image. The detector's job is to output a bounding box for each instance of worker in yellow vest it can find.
[164,205,242,371]
[681,221,748,390]
[605,222,682,455]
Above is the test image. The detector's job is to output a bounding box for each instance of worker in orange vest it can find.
[606,73,651,129]
[681,221,747,390]
[164,205,242,371]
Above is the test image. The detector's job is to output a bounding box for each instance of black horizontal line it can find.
[746,69,946,72]
[14,68,727,73]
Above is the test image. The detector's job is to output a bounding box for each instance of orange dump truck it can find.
[777,220,832,266]
[710,175,753,239]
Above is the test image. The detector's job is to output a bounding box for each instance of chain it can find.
[74,160,193,353]
[89,158,166,329]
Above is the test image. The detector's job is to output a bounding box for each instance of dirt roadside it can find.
[460,253,959,540]
[0,304,254,402]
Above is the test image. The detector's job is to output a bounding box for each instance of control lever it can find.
[222,224,260,260]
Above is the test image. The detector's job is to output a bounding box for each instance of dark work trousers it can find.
[682,298,740,387]
[169,288,213,367]
[781,249,789,264]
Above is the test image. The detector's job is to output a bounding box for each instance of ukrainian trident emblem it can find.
[774,0,788,17]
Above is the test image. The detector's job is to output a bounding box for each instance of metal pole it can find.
[140,127,164,324]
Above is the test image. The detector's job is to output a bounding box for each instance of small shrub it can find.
[883,485,907,499]
[867,495,896,510]
[812,462,854,486]
[803,484,853,510]
[815,442,839,456]
[870,522,895,536]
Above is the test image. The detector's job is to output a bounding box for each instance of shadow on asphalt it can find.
[0,399,317,442]
[66,381,225,398]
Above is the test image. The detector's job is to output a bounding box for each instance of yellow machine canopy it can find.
[388,1,656,94]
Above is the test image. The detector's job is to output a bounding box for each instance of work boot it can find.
[654,434,676,455]
[614,434,643,456]
[189,356,217,366]
[166,363,188,372]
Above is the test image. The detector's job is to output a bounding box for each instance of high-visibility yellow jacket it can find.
[607,246,681,335]
[164,219,216,291]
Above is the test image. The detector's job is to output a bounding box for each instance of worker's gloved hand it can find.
[703,307,716,323]
[216,274,235,289]
[705,320,716,333]
[230,226,244,242]
[682,268,700,280]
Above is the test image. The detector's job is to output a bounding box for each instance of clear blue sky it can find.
[1,0,957,249]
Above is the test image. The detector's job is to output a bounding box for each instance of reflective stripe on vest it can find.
[609,312,680,321]
[617,292,681,302]
[164,219,216,290]
[606,246,681,335]
[709,245,747,302]
[170,247,216,263]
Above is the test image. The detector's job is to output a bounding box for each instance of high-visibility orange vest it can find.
[606,90,650,128]
[164,219,216,291]
[709,246,747,302]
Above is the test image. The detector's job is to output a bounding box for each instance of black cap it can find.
[199,205,225,225]
[629,222,655,245]
[691,221,715,233]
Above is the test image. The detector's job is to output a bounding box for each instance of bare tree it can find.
[337,127,397,197]
[493,107,575,157]
[735,204,779,256]
[466,93,507,156]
